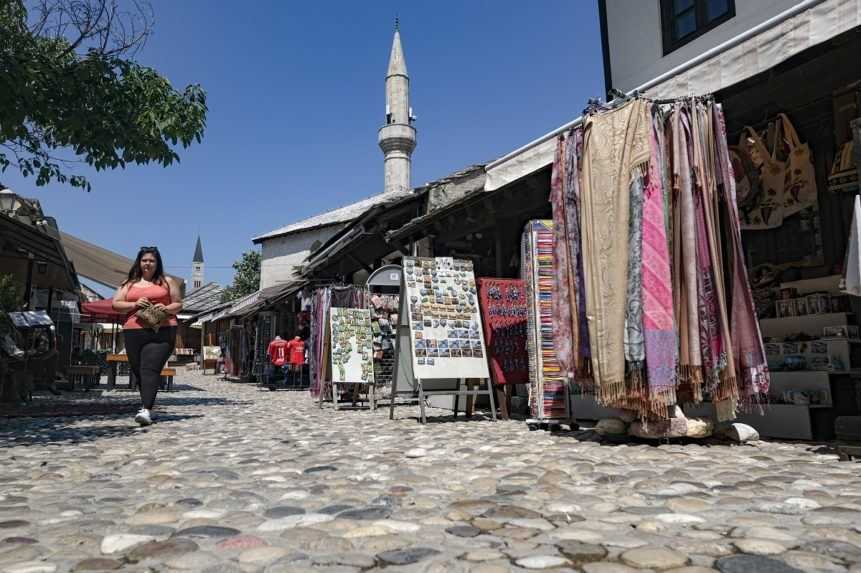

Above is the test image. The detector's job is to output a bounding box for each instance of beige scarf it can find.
[581,99,651,405]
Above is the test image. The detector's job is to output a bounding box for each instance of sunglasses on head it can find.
[139,246,159,252]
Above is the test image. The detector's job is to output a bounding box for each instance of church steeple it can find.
[192,235,204,289]
[378,21,416,194]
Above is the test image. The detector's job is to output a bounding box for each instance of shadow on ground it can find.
[0,413,205,446]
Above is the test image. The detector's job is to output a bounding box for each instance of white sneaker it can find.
[134,408,152,426]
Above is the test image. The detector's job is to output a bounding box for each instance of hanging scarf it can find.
[564,127,593,384]
[624,172,646,377]
[712,104,770,401]
[695,103,739,420]
[671,105,704,402]
[581,99,651,405]
[550,136,576,380]
[641,123,678,418]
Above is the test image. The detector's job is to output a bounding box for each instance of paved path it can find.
[1,371,860,572]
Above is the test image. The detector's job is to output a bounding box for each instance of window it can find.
[661,0,735,54]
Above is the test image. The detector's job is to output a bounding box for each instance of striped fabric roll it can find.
[522,220,569,420]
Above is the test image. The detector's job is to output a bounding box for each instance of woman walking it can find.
[113,247,182,426]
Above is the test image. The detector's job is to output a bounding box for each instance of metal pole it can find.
[23,254,34,309]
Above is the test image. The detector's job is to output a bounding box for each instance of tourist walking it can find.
[112,247,182,426]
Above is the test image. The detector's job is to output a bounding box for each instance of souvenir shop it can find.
[694,26,861,440]
[303,29,860,437]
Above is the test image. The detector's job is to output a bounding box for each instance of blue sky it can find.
[5,0,605,294]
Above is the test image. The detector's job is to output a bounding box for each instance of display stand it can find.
[521,220,574,430]
[388,257,497,424]
[324,307,376,411]
[366,265,402,404]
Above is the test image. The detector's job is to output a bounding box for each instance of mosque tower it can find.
[378,19,416,194]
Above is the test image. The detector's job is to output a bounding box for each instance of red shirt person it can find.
[267,336,290,367]
[286,336,305,366]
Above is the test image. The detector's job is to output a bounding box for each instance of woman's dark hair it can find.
[123,247,166,286]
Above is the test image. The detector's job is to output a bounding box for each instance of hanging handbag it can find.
[740,125,786,229]
[777,113,818,215]
[136,304,168,332]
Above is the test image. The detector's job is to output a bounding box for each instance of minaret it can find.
[192,235,204,289]
[378,19,416,194]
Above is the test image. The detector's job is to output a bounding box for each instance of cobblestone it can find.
[0,371,859,571]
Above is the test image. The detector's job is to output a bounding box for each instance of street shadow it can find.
[156,396,252,407]
[167,383,206,392]
[0,413,204,446]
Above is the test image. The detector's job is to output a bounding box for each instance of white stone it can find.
[722,423,760,442]
[596,418,628,436]
[582,563,646,573]
[1,564,57,573]
[279,490,310,500]
[100,533,155,554]
[655,513,706,525]
[685,417,714,438]
[181,509,225,519]
[463,549,505,562]
[784,497,821,511]
[738,527,799,542]
[547,503,582,514]
[733,539,788,555]
[630,418,688,439]
[343,525,389,538]
[238,546,290,564]
[515,555,571,569]
[506,518,555,531]
[373,520,421,533]
[549,529,605,543]
[621,546,689,569]
[257,513,334,531]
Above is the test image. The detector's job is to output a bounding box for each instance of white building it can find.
[253,25,416,289]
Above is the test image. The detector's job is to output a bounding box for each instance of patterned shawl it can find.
[671,106,704,402]
[581,99,651,404]
[712,104,770,401]
[565,128,592,384]
[641,124,678,418]
[550,136,576,380]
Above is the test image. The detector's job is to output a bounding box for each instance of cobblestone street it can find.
[1,370,860,573]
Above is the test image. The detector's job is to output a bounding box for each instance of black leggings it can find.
[124,327,176,409]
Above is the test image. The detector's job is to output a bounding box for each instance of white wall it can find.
[259,225,342,288]
[605,0,804,93]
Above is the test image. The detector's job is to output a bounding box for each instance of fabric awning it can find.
[60,231,185,291]
[80,299,126,322]
[484,0,859,193]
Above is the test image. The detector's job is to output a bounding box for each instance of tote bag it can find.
[739,126,786,229]
[778,113,818,216]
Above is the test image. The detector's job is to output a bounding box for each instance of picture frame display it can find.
[328,307,375,384]
[402,256,490,380]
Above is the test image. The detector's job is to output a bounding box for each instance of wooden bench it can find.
[161,368,176,392]
[66,365,101,390]
[105,354,176,391]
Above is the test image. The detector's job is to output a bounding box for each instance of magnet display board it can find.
[329,307,375,384]
[402,257,490,380]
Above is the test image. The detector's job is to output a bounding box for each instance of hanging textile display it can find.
[550,95,768,422]
[308,285,368,398]
[580,98,651,405]
[477,278,529,387]
[522,220,568,420]
[549,130,592,385]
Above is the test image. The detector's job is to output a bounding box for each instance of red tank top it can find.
[122,282,177,330]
